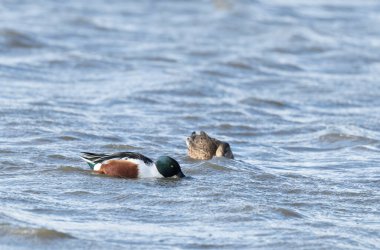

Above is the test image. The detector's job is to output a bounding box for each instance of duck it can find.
[80,152,185,178]
[186,131,234,160]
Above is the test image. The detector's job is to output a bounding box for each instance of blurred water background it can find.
[0,0,380,249]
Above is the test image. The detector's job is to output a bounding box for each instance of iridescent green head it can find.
[155,156,185,178]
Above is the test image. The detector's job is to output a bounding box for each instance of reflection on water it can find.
[1,0,380,249]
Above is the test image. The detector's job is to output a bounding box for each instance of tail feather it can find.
[80,152,107,169]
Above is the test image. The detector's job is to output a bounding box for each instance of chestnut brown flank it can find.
[98,160,139,178]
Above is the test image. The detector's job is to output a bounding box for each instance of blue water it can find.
[1,0,380,249]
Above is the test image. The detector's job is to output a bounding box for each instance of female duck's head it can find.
[155,156,185,178]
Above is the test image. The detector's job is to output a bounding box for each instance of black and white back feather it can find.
[81,151,154,166]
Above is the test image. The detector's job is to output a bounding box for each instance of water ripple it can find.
[0,224,74,240]
[0,29,44,49]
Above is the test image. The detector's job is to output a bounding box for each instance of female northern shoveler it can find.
[80,152,185,178]
[186,131,234,160]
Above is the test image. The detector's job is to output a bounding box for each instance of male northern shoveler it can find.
[80,152,185,178]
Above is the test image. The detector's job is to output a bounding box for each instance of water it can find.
[1,0,380,249]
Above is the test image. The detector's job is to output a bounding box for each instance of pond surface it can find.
[0,0,380,249]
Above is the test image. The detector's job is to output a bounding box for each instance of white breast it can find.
[125,159,163,178]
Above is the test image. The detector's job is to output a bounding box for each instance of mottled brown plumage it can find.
[186,131,234,160]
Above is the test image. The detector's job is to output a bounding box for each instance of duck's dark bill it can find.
[176,171,186,178]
